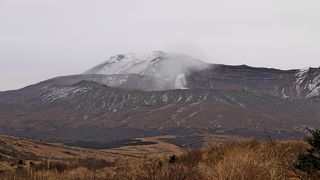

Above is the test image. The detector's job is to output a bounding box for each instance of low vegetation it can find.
[2,131,320,179]
[294,128,320,179]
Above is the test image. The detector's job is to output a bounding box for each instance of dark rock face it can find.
[187,65,320,99]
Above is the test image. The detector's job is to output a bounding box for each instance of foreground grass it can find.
[0,139,313,180]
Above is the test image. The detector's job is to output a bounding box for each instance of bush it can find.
[32,161,69,172]
[18,159,24,165]
[168,155,176,164]
[294,128,320,178]
[77,157,114,170]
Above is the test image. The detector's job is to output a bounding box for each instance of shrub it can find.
[18,159,24,165]
[77,157,114,170]
[168,155,176,164]
[294,128,320,178]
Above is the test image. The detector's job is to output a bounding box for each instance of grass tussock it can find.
[0,139,313,180]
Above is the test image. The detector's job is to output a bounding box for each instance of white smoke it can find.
[83,51,210,90]
[151,52,209,89]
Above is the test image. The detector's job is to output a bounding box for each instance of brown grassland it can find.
[0,134,316,180]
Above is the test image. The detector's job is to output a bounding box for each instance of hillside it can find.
[0,134,311,180]
[0,52,319,143]
[0,134,245,178]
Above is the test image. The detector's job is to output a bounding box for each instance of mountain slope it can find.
[0,51,319,142]
[83,51,320,99]
[0,80,319,142]
[187,65,320,99]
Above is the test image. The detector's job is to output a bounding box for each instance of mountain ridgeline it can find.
[0,51,319,142]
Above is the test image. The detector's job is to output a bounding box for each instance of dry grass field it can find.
[0,134,315,180]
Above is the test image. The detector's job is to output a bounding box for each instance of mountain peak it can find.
[83,51,209,89]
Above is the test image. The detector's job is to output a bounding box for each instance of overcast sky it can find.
[1,0,320,91]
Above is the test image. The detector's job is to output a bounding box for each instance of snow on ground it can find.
[306,74,320,98]
[295,67,309,97]
[84,52,159,75]
[281,88,290,99]
[41,87,91,103]
[103,76,128,87]
[295,67,320,98]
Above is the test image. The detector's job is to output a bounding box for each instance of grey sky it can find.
[1,0,320,91]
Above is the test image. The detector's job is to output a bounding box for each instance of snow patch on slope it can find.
[306,74,320,98]
[281,88,289,99]
[84,53,158,75]
[102,75,128,87]
[295,68,309,97]
[295,67,320,98]
[41,87,91,103]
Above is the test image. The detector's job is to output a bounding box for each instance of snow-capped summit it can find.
[83,51,209,89]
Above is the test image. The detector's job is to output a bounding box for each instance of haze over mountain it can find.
[2,0,320,91]
[0,52,319,143]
